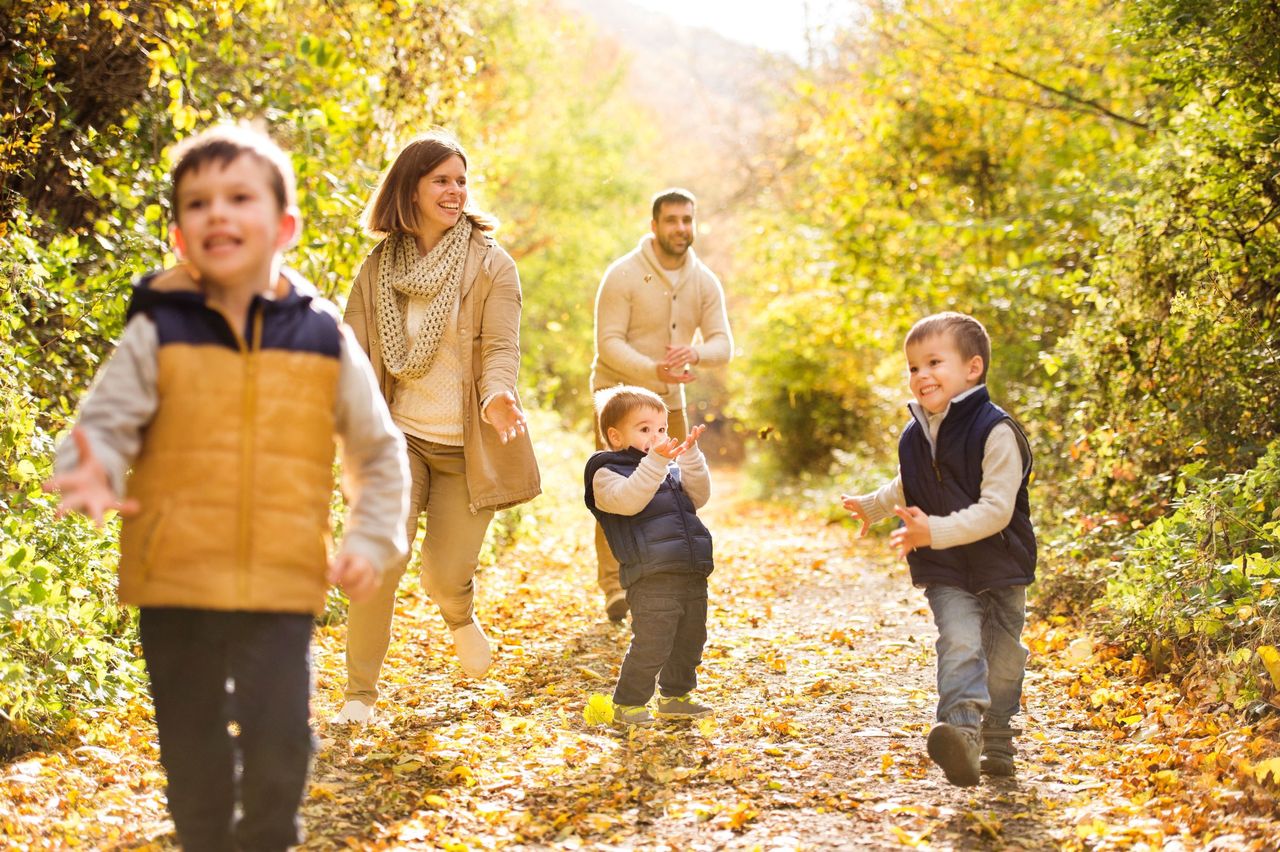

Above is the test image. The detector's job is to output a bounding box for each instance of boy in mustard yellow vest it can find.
[46,125,409,850]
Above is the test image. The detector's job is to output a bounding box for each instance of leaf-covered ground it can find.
[3,443,1280,850]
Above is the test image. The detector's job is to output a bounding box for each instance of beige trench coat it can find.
[344,227,541,513]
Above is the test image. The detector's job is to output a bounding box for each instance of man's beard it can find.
[656,233,691,257]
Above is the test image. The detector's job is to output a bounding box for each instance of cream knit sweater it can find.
[591,235,733,410]
[390,293,465,445]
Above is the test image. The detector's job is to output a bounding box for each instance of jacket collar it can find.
[906,384,990,453]
[128,264,312,318]
[460,225,495,301]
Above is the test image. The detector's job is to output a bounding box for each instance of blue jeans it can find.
[923,584,1028,729]
[139,608,315,852]
[613,572,708,706]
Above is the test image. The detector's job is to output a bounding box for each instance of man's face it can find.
[651,201,695,260]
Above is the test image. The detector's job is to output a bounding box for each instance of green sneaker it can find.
[654,693,712,719]
[613,703,654,727]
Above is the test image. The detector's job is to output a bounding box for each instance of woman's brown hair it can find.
[363,130,497,236]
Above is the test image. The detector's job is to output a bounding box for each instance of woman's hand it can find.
[484,391,528,445]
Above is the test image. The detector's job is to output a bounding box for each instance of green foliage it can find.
[1099,441,1280,699]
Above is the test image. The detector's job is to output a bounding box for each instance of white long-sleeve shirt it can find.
[592,445,711,516]
[855,387,1030,550]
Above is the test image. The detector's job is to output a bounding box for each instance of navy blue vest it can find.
[584,448,714,588]
[898,387,1036,592]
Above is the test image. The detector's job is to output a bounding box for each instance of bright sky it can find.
[624,0,854,61]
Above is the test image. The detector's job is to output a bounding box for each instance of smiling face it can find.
[607,405,669,452]
[172,153,296,291]
[412,154,467,242]
[651,200,695,264]
[905,332,985,414]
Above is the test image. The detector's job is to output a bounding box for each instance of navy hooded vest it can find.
[584,448,714,589]
[898,386,1036,592]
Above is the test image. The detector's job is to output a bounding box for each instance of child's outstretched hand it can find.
[650,436,686,460]
[679,423,707,453]
[42,428,139,528]
[840,494,872,537]
[328,553,378,602]
[889,505,931,558]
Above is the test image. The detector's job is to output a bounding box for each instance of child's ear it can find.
[171,223,188,260]
[968,355,985,381]
[606,426,621,449]
[276,207,301,251]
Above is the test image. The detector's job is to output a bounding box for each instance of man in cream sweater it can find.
[590,188,734,620]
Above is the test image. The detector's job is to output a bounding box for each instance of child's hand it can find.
[840,494,872,537]
[42,428,139,528]
[678,424,707,454]
[650,436,686,460]
[889,505,932,558]
[328,553,378,602]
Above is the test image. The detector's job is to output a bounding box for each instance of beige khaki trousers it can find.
[594,406,687,598]
[344,435,494,703]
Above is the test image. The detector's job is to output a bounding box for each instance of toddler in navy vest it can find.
[585,386,715,726]
[840,312,1035,785]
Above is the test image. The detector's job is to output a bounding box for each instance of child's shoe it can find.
[654,693,712,719]
[451,619,492,678]
[926,723,982,786]
[980,726,1020,777]
[605,590,629,622]
[613,703,654,727]
[332,699,374,725]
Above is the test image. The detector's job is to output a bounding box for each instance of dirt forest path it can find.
[6,445,1280,849]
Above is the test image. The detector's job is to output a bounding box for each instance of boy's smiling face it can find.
[905,332,985,414]
[172,153,297,292]
[607,405,669,453]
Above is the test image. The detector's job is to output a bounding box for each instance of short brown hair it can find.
[905,312,992,381]
[651,187,696,222]
[169,123,296,218]
[595,386,666,445]
[364,130,496,237]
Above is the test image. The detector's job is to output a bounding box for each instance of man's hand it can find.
[328,553,378,602]
[484,391,528,445]
[42,428,139,528]
[840,494,872,537]
[889,505,932,558]
[655,363,696,384]
[662,344,699,371]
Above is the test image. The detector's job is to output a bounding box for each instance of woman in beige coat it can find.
[334,131,540,724]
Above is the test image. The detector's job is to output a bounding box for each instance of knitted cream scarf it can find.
[375,217,472,380]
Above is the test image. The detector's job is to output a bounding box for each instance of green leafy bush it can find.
[1099,441,1280,683]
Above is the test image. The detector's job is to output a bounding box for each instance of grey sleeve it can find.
[856,473,905,525]
[54,316,160,496]
[675,446,712,509]
[334,325,410,573]
[928,422,1024,550]
[592,452,669,516]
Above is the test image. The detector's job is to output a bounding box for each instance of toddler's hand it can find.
[889,505,931,559]
[839,493,871,537]
[42,428,140,528]
[328,553,378,602]
[651,436,686,460]
[678,424,707,454]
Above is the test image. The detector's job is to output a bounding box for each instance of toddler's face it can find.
[904,333,984,414]
[608,406,669,453]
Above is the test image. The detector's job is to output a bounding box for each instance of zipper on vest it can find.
[932,458,942,483]
[236,308,263,602]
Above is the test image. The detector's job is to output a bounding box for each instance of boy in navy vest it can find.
[840,312,1035,786]
[585,386,715,726]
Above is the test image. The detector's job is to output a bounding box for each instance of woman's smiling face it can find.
[412,154,467,239]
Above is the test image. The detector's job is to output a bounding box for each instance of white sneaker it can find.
[332,699,373,725]
[451,620,492,678]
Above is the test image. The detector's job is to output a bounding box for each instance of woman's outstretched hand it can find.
[484,391,528,445]
[42,428,140,528]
